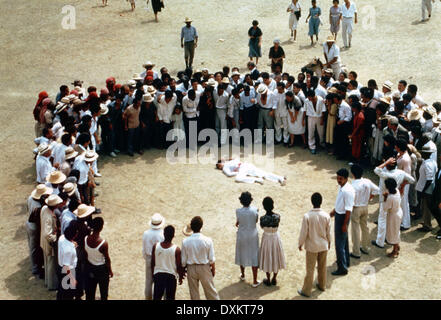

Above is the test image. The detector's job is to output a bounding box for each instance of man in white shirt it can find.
[57,223,78,300]
[261,72,277,91]
[330,168,355,275]
[142,213,165,300]
[216,158,286,185]
[36,144,56,184]
[298,193,331,297]
[157,90,177,149]
[350,165,379,258]
[341,0,358,48]
[323,36,341,78]
[407,84,427,108]
[228,88,241,131]
[273,82,290,145]
[304,89,326,154]
[52,134,72,167]
[373,157,415,248]
[240,85,258,134]
[182,89,200,146]
[214,85,230,145]
[256,84,276,144]
[181,216,219,300]
[416,147,438,232]
[347,80,361,100]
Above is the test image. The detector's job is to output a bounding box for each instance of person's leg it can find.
[376,203,387,247]
[186,265,201,300]
[334,214,348,272]
[359,207,370,253]
[308,117,317,150]
[274,113,283,143]
[165,274,177,300]
[184,42,190,68]
[317,120,325,148]
[145,256,153,300]
[351,207,361,257]
[347,18,353,47]
[401,184,411,228]
[422,194,433,229]
[219,109,228,144]
[25,222,40,275]
[317,251,327,290]
[422,0,427,20]
[189,42,195,68]
[97,265,109,300]
[282,116,290,144]
[342,18,348,47]
[47,255,58,290]
[294,29,297,41]
[85,266,98,300]
[127,128,135,155]
[256,109,264,143]
[252,266,259,284]
[153,273,166,300]
[301,251,317,296]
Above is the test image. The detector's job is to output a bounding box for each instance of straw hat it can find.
[392,91,401,99]
[74,204,95,219]
[326,35,336,42]
[55,102,68,113]
[84,150,99,162]
[62,182,77,196]
[143,94,154,103]
[383,80,393,91]
[206,78,217,87]
[31,184,53,200]
[65,147,78,161]
[184,17,193,23]
[423,105,437,118]
[132,73,143,81]
[407,109,423,121]
[421,145,435,154]
[142,61,155,68]
[324,68,334,75]
[45,194,63,207]
[149,213,165,230]
[127,79,137,88]
[38,143,51,156]
[379,97,391,105]
[182,224,193,237]
[328,87,338,94]
[100,104,109,116]
[257,84,268,95]
[46,171,67,184]
[60,96,71,104]
[221,77,230,84]
[146,85,157,95]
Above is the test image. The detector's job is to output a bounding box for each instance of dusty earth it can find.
[0,0,440,300]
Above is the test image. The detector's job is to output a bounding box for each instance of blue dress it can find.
[248,27,262,58]
[308,6,321,36]
[235,206,259,267]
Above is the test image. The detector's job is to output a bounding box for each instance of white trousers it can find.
[274,113,290,143]
[215,109,228,144]
[307,116,324,150]
[331,62,342,80]
[342,17,354,47]
[375,203,386,247]
[235,164,284,184]
[422,0,433,20]
[400,184,411,229]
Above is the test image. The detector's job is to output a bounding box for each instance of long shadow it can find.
[218,279,279,300]
[411,19,428,25]
[141,19,158,25]
[4,258,54,300]
[415,233,441,255]
[15,162,37,186]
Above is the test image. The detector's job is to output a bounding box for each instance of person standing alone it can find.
[341,0,357,48]
[181,17,198,69]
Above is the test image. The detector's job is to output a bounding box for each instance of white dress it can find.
[288,2,301,30]
[171,112,185,141]
[288,107,305,135]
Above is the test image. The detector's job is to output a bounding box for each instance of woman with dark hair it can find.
[382,134,397,162]
[383,178,402,258]
[85,217,113,300]
[350,101,365,163]
[248,20,263,65]
[198,86,216,135]
[235,192,260,287]
[306,0,321,45]
[259,197,286,286]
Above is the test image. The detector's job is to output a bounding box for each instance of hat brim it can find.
[182,225,193,237]
[150,219,165,229]
[85,155,99,162]
[74,207,95,218]
[65,152,79,160]
[31,186,53,200]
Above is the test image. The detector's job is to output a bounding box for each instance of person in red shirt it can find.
[350,101,365,163]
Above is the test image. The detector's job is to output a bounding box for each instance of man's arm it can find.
[175,247,184,285]
[151,243,156,276]
[298,215,308,250]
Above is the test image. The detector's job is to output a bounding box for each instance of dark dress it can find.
[248,27,262,58]
[152,0,163,14]
[269,46,285,72]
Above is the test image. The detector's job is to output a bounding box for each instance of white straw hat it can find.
[31,184,53,200]
[74,204,95,218]
[46,171,67,184]
[45,194,63,207]
[149,213,165,230]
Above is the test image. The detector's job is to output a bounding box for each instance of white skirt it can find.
[289,14,299,30]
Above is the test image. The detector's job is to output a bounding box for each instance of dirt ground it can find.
[0,0,440,300]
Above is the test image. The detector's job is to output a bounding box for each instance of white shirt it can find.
[335,182,355,214]
[36,155,55,184]
[374,167,415,202]
[288,1,301,15]
[181,233,215,267]
[257,91,276,110]
[304,96,326,117]
[412,94,427,107]
[273,90,288,116]
[374,90,384,100]
[351,178,379,207]
[341,2,357,18]
[214,89,230,109]
[315,85,328,99]
[73,154,89,185]
[142,228,164,258]
[347,89,361,100]
[228,95,241,118]
[240,89,257,109]
[157,95,177,124]
[265,79,277,91]
[323,43,341,65]
[52,143,67,166]
[182,94,200,118]
[58,234,77,270]
[338,101,352,122]
[416,159,438,193]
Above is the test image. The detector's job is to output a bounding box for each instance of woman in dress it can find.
[151,0,164,22]
[286,91,306,147]
[170,104,185,142]
[259,197,286,286]
[235,192,261,287]
[305,0,321,45]
[248,20,263,65]
[287,0,301,41]
[325,92,338,154]
[268,39,286,73]
[383,178,403,258]
[329,0,342,40]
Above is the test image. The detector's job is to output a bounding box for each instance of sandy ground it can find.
[0,0,440,300]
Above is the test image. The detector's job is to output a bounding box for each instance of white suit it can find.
[273,90,290,144]
[222,159,284,184]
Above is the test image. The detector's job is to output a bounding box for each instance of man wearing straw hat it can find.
[27,184,52,277]
[323,35,341,79]
[41,194,63,290]
[140,61,158,80]
[46,171,67,196]
[36,143,56,184]
[142,213,165,300]
[181,17,198,69]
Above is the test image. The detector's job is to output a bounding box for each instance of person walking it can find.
[235,192,261,288]
[151,225,184,300]
[306,0,321,46]
[269,39,286,73]
[341,0,357,49]
[181,17,198,69]
[181,216,220,300]
[329,0,342,40]
[85,217,113,300]
[330,168,355,276]
[287,0,301,41]
[421,0,436,22]
[248,20,263,65]
[142,213,165,300]
[297,193,331,298]
[151,0,164,22]
[259,197,286,286]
